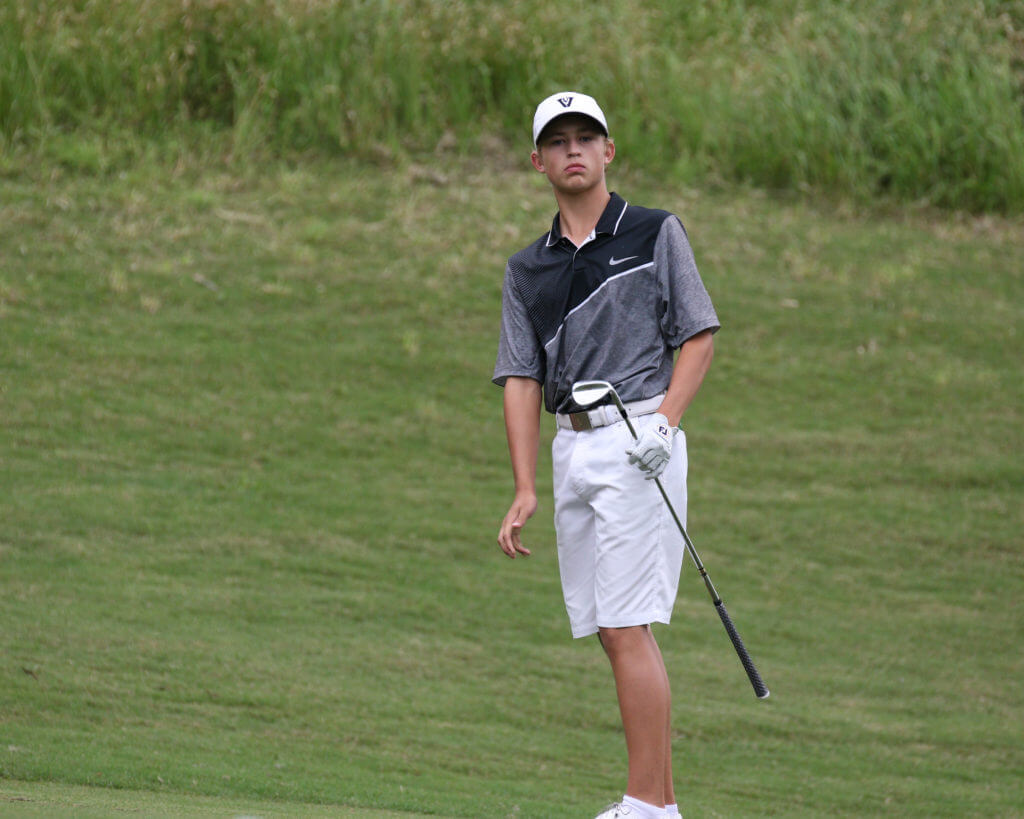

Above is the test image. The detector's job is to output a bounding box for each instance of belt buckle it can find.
[570,411,592,431]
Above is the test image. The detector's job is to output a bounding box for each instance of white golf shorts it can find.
[552,412,688,639]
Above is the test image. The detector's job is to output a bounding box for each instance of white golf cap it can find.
[532,91,608,146]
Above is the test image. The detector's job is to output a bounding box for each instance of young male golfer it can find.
[493,92,719,819]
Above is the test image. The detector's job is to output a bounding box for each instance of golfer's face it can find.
[533,116,613,191]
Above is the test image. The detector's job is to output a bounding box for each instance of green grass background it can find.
[2,1,1024,817]
[3,157,1022,817]
[2,0,1024,211]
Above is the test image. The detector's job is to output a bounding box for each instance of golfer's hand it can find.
[626,413,676,479]
[498,492,536,558]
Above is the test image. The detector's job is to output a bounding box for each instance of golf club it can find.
[570,380,770,700]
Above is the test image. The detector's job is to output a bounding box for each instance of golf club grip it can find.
[715,600,770,699]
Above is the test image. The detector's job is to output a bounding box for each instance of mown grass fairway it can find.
[1,779,411,817]
[1,155,1022,817]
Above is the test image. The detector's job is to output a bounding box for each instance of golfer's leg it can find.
[599,624,670,808]
[654,635,676,807]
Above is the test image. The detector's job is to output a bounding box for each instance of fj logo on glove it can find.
[623,413,675,480]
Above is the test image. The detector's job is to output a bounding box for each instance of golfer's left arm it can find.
[657,329,714,427]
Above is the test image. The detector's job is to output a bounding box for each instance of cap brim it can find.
[535,113,608,145]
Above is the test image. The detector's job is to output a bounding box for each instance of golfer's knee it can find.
[597,624,649,657]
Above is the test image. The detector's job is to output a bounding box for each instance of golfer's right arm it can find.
[498,376,542,558]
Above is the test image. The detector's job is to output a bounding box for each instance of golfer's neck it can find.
[555,186,610,247]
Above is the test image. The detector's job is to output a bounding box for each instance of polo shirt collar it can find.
[545,192,628,247]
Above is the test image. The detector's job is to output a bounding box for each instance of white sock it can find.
[622,794,668,818]
[666,804,682,817]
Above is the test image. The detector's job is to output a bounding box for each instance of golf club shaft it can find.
[616,412,715,594]
[615,400,770,700]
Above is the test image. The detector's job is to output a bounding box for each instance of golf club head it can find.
[571,380,616,409]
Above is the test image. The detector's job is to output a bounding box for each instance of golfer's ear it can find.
[531,149,545,173]
[604,138,615,165]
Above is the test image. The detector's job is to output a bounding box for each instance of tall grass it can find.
[1,0,1023,211]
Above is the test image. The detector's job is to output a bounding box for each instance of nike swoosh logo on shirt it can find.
[609,255,639,266]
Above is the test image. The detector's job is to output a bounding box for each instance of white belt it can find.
[555,394,664,431]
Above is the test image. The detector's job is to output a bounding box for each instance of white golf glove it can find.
[626,413,676,480]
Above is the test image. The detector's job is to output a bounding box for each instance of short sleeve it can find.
[493,264,544,386]
[654,216,720,347]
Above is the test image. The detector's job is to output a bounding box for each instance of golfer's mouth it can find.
[565,164,586,173]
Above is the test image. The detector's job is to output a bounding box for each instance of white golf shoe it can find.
[594,804,634,819]
[593,801,673,818]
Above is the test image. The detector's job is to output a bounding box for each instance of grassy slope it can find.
[0,153,1022,817]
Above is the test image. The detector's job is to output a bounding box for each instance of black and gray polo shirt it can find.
[493,192,720,414]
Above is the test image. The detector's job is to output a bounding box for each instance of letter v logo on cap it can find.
[558,96,573,108]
